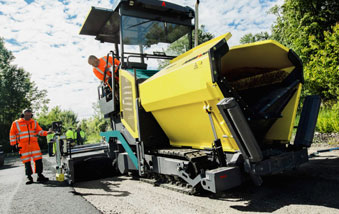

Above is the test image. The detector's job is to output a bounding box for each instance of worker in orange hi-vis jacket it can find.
[88,55,120,89]
[9,109,53,184]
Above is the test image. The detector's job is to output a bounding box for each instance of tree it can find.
[0,37,49,152]
[304,24,339,101]
[168,25,214,55]
[79,102,110,143]
[240,32,270,44]
[268,0,339,102]
[158,25,214,69]
[35,106,79,150]
[37,106,78,131]
[269,0,339,63]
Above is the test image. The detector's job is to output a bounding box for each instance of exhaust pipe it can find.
[194,0,200,47]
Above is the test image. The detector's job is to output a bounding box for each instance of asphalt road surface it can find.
[73,145,339,214]
[0,156,100,214]
[1,145,339,214]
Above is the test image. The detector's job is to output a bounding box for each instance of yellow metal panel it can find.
[231,40,289,52]
[265,84,302,141]
[140,52,239,152]
[170,33,232,64]
[140,36,299,151]
[145,33,232,84]
[222,40,293,74]
[141,55,214,111]
[153,99,239,152]
[119,69,139,138]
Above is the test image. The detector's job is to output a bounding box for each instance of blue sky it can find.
[0,0,283,119]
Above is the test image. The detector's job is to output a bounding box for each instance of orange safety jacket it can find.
[9,118,47,163]
[92,56,120,83]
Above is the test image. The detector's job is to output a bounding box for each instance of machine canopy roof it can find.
[79,0,194,46]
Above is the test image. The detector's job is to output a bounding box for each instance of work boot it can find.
[26,176,33,185]
[37,174,49,183]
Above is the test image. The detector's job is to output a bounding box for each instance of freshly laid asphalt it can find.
[0,155,100,214]
[1,144,339,214]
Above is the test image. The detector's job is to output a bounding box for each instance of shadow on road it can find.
[40,180,69,187]
[0,157,21,170]
[0,164,20,170]
[208,157,339,212]
[70,189,130,197]
[73,176,131,197]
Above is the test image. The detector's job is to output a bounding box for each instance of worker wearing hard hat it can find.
[9,109,52,184]
[88,55,120,89]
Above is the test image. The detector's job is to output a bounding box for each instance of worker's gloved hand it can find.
[12,144,19,153]
[70,142,76,147]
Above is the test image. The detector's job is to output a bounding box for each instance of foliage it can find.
[158,25,214,69]
[304,24,339,101]
[241,1,339,134]
[35,103,109,145]
[315,102,339,133]
[168,25,214,55]
[37,106,78,131]
[240,32,270,44]
[270,0,339,64]
[35,106,78,149]
[80,102,110,143]
[269,0,339,103]
[0,37,49,153]
[268,0,339,133]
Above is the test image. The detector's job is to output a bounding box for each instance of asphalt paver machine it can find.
[51,122,113,184]
[78,0,321,193]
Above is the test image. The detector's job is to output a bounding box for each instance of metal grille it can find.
[121,75,135,131]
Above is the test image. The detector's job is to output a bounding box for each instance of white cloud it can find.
[0,0,283,119]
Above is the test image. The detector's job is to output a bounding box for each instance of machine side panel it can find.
[139,35,304,152]
[120,69,139,138]
[140,49,239,151]
[265,84,302,141]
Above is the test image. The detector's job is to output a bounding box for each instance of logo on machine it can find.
[219,174,227,179]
